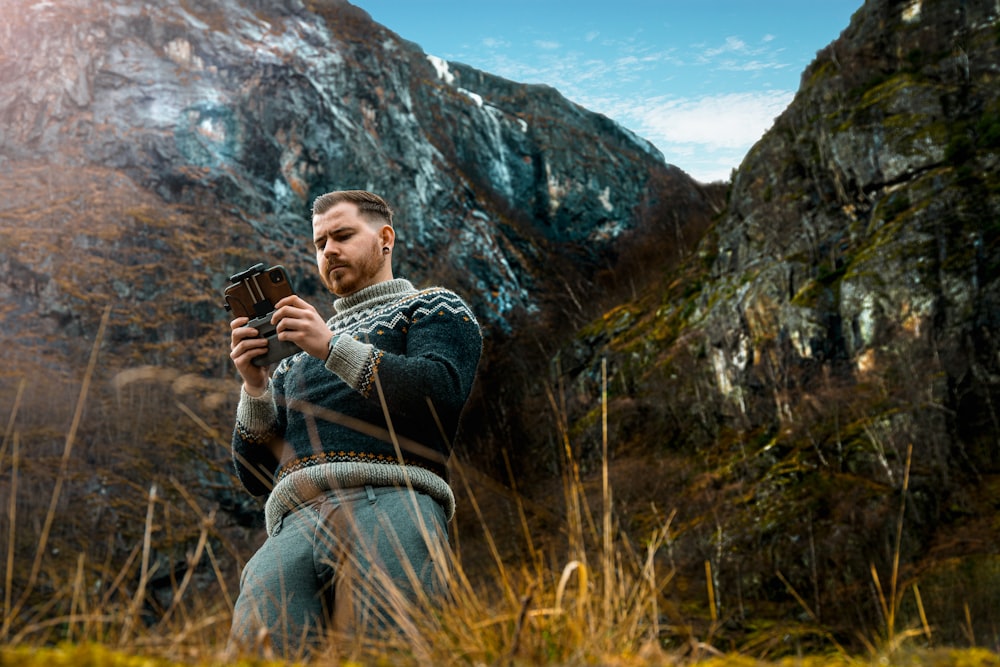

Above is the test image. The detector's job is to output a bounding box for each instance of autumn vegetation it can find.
[1,310,997,666]
[3,1,1000,664]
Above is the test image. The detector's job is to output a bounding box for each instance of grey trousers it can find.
[229,485,449,658]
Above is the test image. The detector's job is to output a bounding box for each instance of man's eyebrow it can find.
[314,224,354,240]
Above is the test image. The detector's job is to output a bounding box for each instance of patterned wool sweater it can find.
[232,279,482,535]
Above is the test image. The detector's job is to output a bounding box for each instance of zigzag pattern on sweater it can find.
[329,288,477,339]
[235,421,276,447]
[356,348,383,398]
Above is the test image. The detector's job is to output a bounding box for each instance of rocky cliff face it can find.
[546,0,1000,646]
[6,0,995,650]
[0,0,720,627]
[0,0,714,350]
[0,0,716,523]
[705,0,1000,555]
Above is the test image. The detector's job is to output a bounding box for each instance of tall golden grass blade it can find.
[8,304,111,630]
[544,382,598,557]
[705,560,717,624]
[2,433,19,640]
[99,541,142,611]
[0,377,26,472]
[69,552,86,643]
[501,447,541,578]
[641,513,676,642]
[601,358,613,625]
[555,559,588,617]
[156,479,214,629]
[889,443,913,636]
[913,583,931,641]
[870,562,890,633]
[963,602,975,646]
[776,568,818,623]
[204,542,234,611]
[500,583,534,665]
[451,458,517,605]
[120,483,158,646]
[175,400,274,492]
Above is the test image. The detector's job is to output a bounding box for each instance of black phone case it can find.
[224,263,300,366]
[246,314,302,367]
[224,264,295,319]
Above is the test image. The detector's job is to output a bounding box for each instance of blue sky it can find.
[351,1,861,183]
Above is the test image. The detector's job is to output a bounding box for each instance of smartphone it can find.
[224,263,300,366]
[224,263,295,319]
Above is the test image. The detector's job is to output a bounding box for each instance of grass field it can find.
[2,322,998,666]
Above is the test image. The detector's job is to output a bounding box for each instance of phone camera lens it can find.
[270,270,284,283]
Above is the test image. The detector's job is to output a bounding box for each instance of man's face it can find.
[312,201,392,297]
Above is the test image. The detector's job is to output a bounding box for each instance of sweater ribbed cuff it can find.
[236,381,277,434]
[325,335,375,390]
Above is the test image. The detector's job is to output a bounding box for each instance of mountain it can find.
[0,0,719,635]
[0,0,719,475]
[3,0,997,652]
[541,0,1000,647]
[0,0,717,519]
[0,0,716,350]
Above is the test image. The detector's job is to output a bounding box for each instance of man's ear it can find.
[380,224,395,250]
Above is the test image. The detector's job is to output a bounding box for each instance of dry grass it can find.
[1,327,998,667]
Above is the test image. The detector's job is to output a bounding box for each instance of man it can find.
[227,190,482,656]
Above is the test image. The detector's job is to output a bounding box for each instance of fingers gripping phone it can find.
[224,263,301,367]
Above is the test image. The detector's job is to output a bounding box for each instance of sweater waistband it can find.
[276,450,448,484]
[264,460,455,536]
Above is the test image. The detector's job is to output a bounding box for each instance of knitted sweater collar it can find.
[332,278,417,317]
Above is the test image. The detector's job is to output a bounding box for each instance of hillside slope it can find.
[0,0,719,633]
[540,0,1000,649]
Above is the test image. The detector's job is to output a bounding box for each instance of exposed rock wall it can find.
[545,0,1000,645]
[0,0,714,347]
[0,0,719,623]
[707,0,1000,475]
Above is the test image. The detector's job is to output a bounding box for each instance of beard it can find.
[321,239,387,297]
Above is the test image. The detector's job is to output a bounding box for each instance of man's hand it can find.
[230,317,270,396]
[271,295,334,360]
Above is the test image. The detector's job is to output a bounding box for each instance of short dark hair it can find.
[312,190,393,226]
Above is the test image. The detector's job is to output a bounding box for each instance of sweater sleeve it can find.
[325,290,482,447]
[231,381,282,496]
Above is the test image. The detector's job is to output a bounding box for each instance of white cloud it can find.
[694,34,788,72]
[579,90,794,182]
[717,59,791,72]
[650,91,793,181]
[606,90,792,150]
[703,36,747,57]
[446,27,798,184]
[481,37,509,49]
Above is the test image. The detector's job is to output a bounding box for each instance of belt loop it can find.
[365,484,377,504]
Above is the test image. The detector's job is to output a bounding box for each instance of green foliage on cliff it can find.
[520,0,1000,655]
